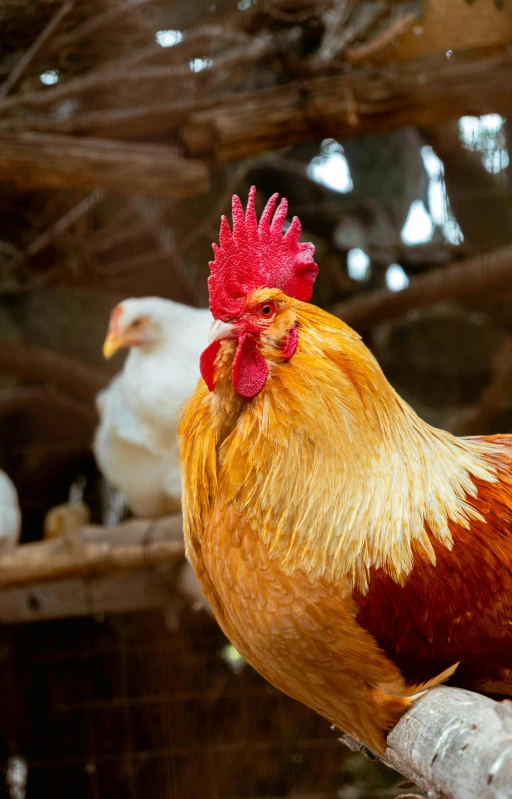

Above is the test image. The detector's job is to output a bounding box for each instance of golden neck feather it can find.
[179,301,500,592]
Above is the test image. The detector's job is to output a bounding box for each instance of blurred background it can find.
[0,0,511,796]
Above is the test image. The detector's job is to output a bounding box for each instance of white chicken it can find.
[93,297,211,517]
[0,471,21,551]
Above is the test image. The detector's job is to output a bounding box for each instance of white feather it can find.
[93,297,211,517]
[0,470,21,550]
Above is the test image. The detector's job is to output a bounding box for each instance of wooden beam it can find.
[0,568,175,624]
[0,132,209,197]
[0,559,213,624]
[0,514,185,590]
[181,46,512,161]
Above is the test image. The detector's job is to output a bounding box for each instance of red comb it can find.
[108,304,123,335]
[208,186,318,320]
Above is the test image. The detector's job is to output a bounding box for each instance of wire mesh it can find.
[0,610,406,799]
[2,3,512,799]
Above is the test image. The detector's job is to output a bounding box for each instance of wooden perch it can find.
[182,46,512,160]
[0,132,209,197]
[384,686,512,799]
[0,514,185,590]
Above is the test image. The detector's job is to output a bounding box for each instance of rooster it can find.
[178,187,512,755]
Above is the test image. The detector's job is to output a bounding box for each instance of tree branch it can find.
[309,0,358,70]
[0,1,75,100]
[345,12,416,64]
[6,510,509,799]
[336,686,512,798]
[386,686,512,799]
[23,189,105,260]
[331,244,512,331]
[0,30,273,114]
[48,0,153,54]
[0,340,108,402]
[13,45,512,145]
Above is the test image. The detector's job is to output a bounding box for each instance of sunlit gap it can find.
[40,70,59,85]
[418,145,464,246]
[189,57,213,72]
[155,29,183,47]
[458,114,509,175]
[347,248,370,281]
[386,263,409,292]
[307,139,354,194]
[401,200,434,246]
[220,643,246,674]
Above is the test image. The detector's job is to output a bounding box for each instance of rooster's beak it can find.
[208,320,236,344]
[102,333,125,359]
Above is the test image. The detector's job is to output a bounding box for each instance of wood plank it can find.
[0,132,209,196]
[0,515,185,590]
[181,46,512,161]
[0,568,174,624]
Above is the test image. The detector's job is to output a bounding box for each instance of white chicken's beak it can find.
[208,319,236,344]
[103,332,126,359]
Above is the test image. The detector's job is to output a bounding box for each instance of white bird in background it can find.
[93,297,212,518]
[0,471,21,551]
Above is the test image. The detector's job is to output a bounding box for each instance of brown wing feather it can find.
[355,435,512,693]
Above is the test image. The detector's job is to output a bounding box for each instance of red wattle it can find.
[200,340,221,391]
[232,333,268,398]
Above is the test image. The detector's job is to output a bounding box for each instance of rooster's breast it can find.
[187,503,419,753]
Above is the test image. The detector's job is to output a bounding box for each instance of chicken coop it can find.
[0,0,512,797]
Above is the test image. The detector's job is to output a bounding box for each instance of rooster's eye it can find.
[258,303,275,317]
[131,318,142,328]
